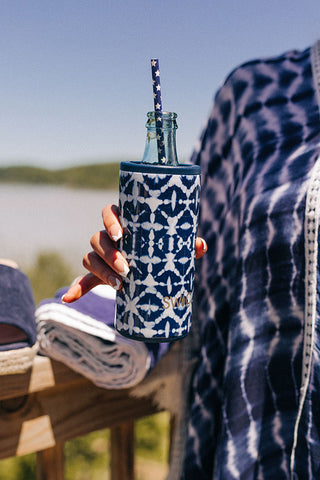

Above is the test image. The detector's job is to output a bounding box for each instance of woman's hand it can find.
[62,204,207,303]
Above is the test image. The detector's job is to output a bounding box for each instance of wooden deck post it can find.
[0,356,174,479]
[36,443,65,480]
[110,421,135,480]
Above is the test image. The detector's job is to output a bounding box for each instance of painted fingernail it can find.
[109,276,121,290]
[119,263,130,277]
[61,284,81,303]
[114,253,130,277]
[109,225,122,242]
[200,238,207,252]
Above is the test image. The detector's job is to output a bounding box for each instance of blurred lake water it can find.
[0,184,118,272]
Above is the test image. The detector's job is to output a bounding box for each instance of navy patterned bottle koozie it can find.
[115,161,201,342]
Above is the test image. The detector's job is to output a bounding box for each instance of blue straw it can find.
[151,59,166,164]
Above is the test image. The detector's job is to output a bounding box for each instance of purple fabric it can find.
[0,264,36,348]
[56,286,116,327]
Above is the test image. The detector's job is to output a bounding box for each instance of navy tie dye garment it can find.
[182,40,320,480]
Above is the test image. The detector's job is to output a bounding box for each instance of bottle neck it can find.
[141,112,179,165]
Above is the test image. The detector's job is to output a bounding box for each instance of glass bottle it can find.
[141,111,179,165]
[116,110,201,342]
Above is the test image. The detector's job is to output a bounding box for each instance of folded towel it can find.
[36,284,169,389]
[0,263,38,374]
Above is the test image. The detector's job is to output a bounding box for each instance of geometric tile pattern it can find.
[115,167,200,342]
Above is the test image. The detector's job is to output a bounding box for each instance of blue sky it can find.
[1,0,320,168]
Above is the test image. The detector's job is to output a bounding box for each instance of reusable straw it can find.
[151,58,166,164]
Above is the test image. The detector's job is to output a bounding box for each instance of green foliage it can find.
[135,412,170,463]
[0,454,36,480]
[61,163,120,189]
[0,162,122,190]
[65,430,111,480]
[25,251,75,304]
[0,165,60,184]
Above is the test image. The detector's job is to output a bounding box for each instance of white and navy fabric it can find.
[36,285,169,389]
[116,162,201,342]
[182,41,320,479]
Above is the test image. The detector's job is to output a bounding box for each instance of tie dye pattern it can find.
[182,42,320,479]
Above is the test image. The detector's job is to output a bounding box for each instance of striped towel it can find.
[36,284,169,389]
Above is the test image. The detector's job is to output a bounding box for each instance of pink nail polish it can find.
[110,225,122,242]
[120,264,130,277]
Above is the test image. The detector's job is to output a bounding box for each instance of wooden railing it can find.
[0,354,172,480]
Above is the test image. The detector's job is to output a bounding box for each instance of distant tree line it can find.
[0,162,123,190]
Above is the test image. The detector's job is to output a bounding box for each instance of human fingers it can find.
[63,205,127,303]
[62,249,125,303]
[195,237,207,259]
[62,246,127,304]
[62,273,104,303]
[89,230,129,277]
[102,204,123,242]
